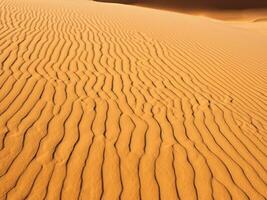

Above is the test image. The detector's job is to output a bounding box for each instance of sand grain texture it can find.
[0,0,267,199]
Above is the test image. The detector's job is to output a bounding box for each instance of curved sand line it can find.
[254,18,267,22]
[0,0,267,199]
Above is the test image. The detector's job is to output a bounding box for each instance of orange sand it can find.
[0,0,267,199]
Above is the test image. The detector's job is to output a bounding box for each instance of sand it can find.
[0,0,267,199]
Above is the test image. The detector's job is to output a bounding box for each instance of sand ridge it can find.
[0,0,267,199]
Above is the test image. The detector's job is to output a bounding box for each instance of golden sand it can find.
[0,0,267,199]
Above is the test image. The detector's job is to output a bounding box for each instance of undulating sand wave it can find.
[0,0,267,199]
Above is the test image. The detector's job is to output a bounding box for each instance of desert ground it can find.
[0,0,267,199]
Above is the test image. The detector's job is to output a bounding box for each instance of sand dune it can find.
[94,0,267,9]
[0,0,267,199]
[95,0,267,21]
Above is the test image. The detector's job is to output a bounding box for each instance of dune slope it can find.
[0,0,267,199]
[94,0,267,9]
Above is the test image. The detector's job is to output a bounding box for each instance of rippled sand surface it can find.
[0,0,267,199]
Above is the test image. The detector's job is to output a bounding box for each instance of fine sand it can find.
[0,0,267,199]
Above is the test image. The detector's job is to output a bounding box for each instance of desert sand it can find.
[0,0,267,199]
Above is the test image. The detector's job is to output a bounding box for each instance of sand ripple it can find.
[0,0,267,199]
